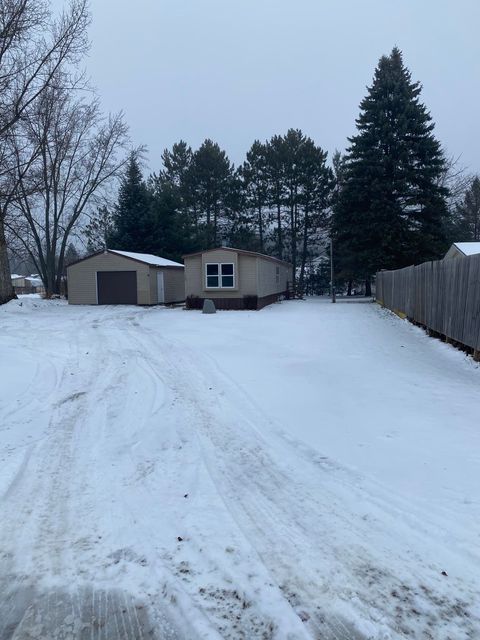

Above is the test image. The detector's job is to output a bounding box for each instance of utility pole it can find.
[330,237,336,303]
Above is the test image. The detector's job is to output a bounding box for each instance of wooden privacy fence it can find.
[376,254,480,355]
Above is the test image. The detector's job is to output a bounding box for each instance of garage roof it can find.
[109,250,183,267]
[67,249,184,268]
[452,242,480,256]
[444,242,480,259]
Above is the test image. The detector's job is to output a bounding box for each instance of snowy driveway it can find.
[0,297,479,639]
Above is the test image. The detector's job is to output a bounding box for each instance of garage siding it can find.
[67,252,151,305]
[164,268,185,303]
[149,266,185,304]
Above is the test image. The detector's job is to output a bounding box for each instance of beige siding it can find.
[237,255,258,296]
[185,255,203,298]
[67,252,151,305]
[149,266,185,303]
[165,267,185,302]
[149,266,157,302]
[185,251,248,299]
[185,249,291,300]
[257,258,291,297]
[196,250,257,298]
[201,250,239,297]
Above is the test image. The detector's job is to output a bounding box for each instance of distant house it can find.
[11,274,45,295]
[183,247,292,310]
[444,242,480,259]
[25,275,45,295]
[11,274,27,292]
[67,249,185,305]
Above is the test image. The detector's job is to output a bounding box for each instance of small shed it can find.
[183,246,292,310]
[67,249,185,305]
[444,242,480,259]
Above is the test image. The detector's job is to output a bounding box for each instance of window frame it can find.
[205,262,235,289]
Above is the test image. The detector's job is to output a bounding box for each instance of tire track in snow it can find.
[0,307,182,639]
[2,302,478,638]
[132,317,480,640]
[126,319,358,639]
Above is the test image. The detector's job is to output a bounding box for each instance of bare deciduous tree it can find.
[5,83,130,295]
[0,0,89,304]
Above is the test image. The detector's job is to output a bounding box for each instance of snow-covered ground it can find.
[0,296,479,639]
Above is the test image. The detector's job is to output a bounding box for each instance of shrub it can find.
[186,295,203,310]
[243,295,258,310]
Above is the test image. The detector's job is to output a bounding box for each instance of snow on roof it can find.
[10,274,25,279]
[109,250,183,268]
[453,242,480,256]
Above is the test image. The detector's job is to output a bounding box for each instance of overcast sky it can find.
[80,0,479,173]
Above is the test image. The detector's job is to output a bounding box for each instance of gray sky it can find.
[83,0,480,173]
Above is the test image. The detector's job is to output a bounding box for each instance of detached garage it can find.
[67,249,185,305]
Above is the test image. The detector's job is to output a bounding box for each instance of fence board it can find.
[376,254,480,351]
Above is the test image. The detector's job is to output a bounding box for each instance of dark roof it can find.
[182,246,292,267]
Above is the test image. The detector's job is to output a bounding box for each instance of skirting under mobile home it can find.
[67,250,185,305]
[183,247,292,310]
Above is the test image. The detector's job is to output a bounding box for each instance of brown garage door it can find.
[97,271,138,305]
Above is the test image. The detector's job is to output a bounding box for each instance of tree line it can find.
[97,47,480,298]
[1,2,479,303]
[96,131,334,293]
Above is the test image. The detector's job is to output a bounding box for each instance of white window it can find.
[205,263,235,288]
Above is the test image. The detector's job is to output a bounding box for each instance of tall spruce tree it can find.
[108,154,154,252]
[333,47,449,291]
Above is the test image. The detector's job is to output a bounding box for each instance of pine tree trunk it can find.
[213,204,218,246]
[365,277,372,297]
[0,217,16,305]
[290,198,297,292]
[299,209,309,293]
[347,280,352,296]
[276,201,283,259]
[258,204,263,252]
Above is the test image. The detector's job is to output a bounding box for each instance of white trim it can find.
[95,271,99,304]
[157,270,165,304]
[205,262,235,289]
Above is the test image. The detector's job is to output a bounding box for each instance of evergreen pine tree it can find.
[333,47,449,289]
[189,139,234,247]
[160,141,193,189]
[240,140,270,252]
[265,135,287,259]
[84,206,114,253]
[107,153,154,252]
